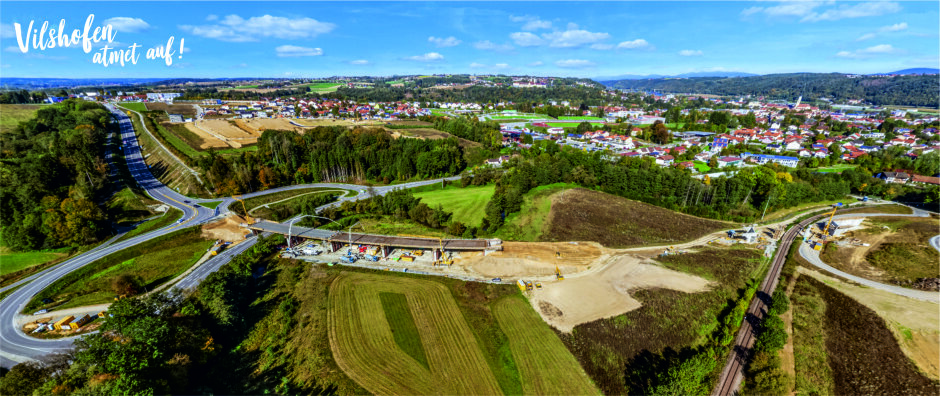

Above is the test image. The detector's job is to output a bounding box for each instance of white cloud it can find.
[103,17,150,33]
[349,59,369,65]
[801,2,901,22]
[528,61,544,67]
[206,14,218,21]
[555,59,595,68]
[542,28,610,48]
[880,22,908,32]
[180,14,335,42]
[743,2,901,23]
[0,23,15,39]
[856,33,877,41]
[835,44,900,59]
[510,32,545,47]
[617,39,650,49]
[473,40,514,52]
[405,52,444,62]
[510,15,552,31]
[470,62,487,68]
[428,36,461,47]
[591,43,614,50]
[679,49,704,56]
[275,45,323,57]
[494,63,509,69]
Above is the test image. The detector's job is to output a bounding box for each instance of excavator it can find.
[400,234,451,265]
[555,265,564,280]
[233,195,253,224]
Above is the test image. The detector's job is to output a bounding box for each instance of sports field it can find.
[489,114,543,120]
[494,297,601,395]
[413,184,494,227]
[558,116,606,121]
[541,122,605,128]
[328,272,503,395]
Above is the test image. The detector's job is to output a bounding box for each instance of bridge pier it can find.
[434,249,442,261]
[381,246,391,257]
[330,241,342,252]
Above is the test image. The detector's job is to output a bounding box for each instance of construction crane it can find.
[233,196,253,223]
[819,204,841,241]
[555,265,564,280]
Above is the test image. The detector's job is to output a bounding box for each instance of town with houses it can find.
[57,78,938,187]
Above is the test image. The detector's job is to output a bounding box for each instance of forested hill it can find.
[599,73,940,107]
[0,99,112,251]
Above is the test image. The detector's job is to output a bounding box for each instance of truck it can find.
[363,255,379,262]
[400,255,415,262]
[340,255,356,263]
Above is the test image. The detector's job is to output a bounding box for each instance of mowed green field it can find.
[328,272,599,395]
[543,122,605,128]
[308,82,343,92]
[0,249,69,276]
[0,104,45,133]
[494,297,600,395]
[117,102,148,112]
[25,228,212,312]
[558,116,605,121]
[413,185,494,227]
[328,272,503,395]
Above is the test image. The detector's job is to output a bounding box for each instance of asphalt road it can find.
[930,235,940,252]
[0,106,464,367]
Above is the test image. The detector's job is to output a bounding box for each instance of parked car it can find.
[32,309,48,315]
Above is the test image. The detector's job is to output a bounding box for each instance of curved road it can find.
[798,210,939,303]
[0,105,464,367]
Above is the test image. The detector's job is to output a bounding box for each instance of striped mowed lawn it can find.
[413,184,494,227]
[328,272,502,395]
[494,297,601,395]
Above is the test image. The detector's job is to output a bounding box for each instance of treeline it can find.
[481,141,851,229]
[0,89,47,104]
[197,127,472,196]
[0,99,113,250]
[602,73,940,107]
[318,188,470,236]
[0,234,287,395]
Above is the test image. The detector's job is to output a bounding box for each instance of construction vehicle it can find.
[517,280,527,292]
[555,265,564,280]
[232,196,253,223]
[363,255,380,262]
[555,251,561,258]
[340,255,357,264]
[819,205,840,241]
[535,282,543,289]
[400,255,415,262]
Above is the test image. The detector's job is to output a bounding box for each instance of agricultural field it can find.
[493,297,600,395]
[488,114,544,120]
[144,102,198,117]
[328,272,504,395]
[413,184,494,227]
[821,216,939,285]
[307,82,343,93]
[24,228,213,313]
[539,188,731,248]
[0,104,45,133]
[790,274,938,394]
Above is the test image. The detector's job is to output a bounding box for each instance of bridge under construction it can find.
[245,220,503,260]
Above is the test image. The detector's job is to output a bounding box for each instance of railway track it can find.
[712,214,824,396]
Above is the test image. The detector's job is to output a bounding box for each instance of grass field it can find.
[542,188,731,248]
[235,84,259,89]
[200,200,223,209]
[328,272,504,395]
[413,184,494,227]
[307,82,343,93]
[106,187,160,226]
[0,247,71,276]
[24,228,212,313]
[543,122,605,128]
[496,183,576,241]
[813,164,858,173]
[380,292,430,369]
[489,114,543,120]
[693,161,711,173]
[115,208,184,243]
[493,297,600,395]
[0,104,45,133]
[558,116,606,121]
[117,102,148,112]
[238,188,349,216]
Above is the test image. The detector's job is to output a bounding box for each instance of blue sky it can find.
[1,1,937,78]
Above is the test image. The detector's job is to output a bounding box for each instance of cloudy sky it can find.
[1,1,937,78]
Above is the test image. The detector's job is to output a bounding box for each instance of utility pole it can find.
[761,192,775,222]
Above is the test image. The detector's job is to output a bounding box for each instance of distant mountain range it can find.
[593,71,758,80]
[878,68,939,75]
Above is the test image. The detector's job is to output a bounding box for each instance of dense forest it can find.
[601,73,940,107]
[197,124,493,196]
[0,99,112,250]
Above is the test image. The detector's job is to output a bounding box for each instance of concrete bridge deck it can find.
[246,220,503,251]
